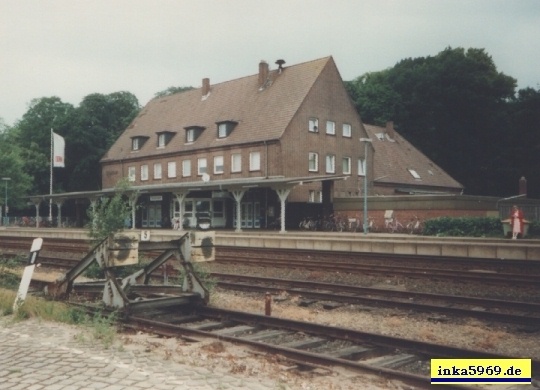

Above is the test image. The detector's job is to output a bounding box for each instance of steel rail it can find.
[125,306,540,390]
[215,256,540,286]
[211,273,540,325]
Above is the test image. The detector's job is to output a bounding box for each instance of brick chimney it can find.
[202,78,210,96]
[519,176,527,196]
[385,121,395,139]
[258,60,269,89]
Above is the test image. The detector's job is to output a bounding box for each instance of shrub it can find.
[423,217,503,237]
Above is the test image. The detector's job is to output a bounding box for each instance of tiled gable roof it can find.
[101,57,333,162]
[364,124,463,191]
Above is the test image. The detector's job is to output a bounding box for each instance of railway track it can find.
[4,234,537,388]
[211,273,540,326]
[3,238,539,287]
[215,247,540,287]
[121,304,539,390]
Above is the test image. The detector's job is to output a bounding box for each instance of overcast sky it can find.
[1,0,539,126]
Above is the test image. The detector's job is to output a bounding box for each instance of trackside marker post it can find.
[13,237,43,312]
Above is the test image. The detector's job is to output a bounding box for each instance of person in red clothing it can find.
[510,205,524,239]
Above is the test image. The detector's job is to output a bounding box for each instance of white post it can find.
[360,138,372,235]
[275,187,291,234]
[13,238,43,312]
[49,129,53,222]
[231,190,245,232]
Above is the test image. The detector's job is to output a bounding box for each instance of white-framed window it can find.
[358,158,366,176]
[342,157,351,175]
[218,123,227,138]
[167,162,176,178]
[186,129,195,143]
[231,153,242,173]
[308,152,318,172]
[342,123,352,138]
[326,120,335,135]
[132,138,141,151]
[154,163,162,179]
[198,158,207,175]
[325,154,335,173]
[408,169,421,179]
[157,133,166,148]
[308,118,319,132]
[128,166,136,182]
[249,152,261,171]
[214,156,224,174]
[141,164,149,181]
[309,190,322,203]
[182,160,191,177]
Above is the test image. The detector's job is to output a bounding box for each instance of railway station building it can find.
[27,56,533,232]
[97,56,369,232]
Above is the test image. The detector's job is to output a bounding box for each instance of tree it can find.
[506,87,540,197]
[0,128,33,209]
[154,86,194,98]
[64,92,140,192]
[347,47,518,196]
[87,179,133,243]
[12,97,74,195]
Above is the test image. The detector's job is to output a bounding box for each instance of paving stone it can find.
[0,316,289,390]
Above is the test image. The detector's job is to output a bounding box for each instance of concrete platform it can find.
[1,227,539,261]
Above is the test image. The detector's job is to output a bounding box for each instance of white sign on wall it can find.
[141,230,151,241]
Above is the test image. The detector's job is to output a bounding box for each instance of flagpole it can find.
[50,129,53,222]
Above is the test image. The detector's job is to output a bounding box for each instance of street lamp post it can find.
[359,138,372,235]
[2,177,11,226]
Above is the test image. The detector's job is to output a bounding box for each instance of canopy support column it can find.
[128,193,140,230]
[31,199,42,228]
[54,200,64,227]
[274,187,291,234]
[231,190,246,233]
[173,191,189,231]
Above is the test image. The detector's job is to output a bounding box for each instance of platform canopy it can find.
[27,174,349,233]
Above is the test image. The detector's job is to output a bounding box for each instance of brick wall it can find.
[334,194,503,231]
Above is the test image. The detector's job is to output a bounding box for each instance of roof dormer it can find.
[156,131,176,148]
[216,120,238,139]
[131,135,149,151]
[184,126,205,143]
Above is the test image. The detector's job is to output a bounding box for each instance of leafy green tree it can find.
[347,47,518,196]
[65,92,140,191]
[0,128,33,209]
[505,87,540,197]
[154,86,194,98]
[87,179,133,243]
[12,97,74,195]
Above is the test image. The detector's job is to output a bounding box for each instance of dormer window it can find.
[131,136,149,151]
[216,120,238,139]
[156,131,175,148]
[184,126,205,143]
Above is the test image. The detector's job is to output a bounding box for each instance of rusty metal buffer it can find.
[45,230,214,311]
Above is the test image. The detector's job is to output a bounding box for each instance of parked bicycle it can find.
[299,216,318,231]
[406,215,424,234]
[385,216,404,233]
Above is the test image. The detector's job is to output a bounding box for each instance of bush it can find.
[423,217,503,237]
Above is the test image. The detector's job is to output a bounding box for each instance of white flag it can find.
[52,132,65,167]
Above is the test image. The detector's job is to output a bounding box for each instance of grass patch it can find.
[1,288,87,323]
[0,287,118,348]
[0,256,25,290]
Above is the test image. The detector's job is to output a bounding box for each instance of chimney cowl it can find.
[275,59,286,73]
